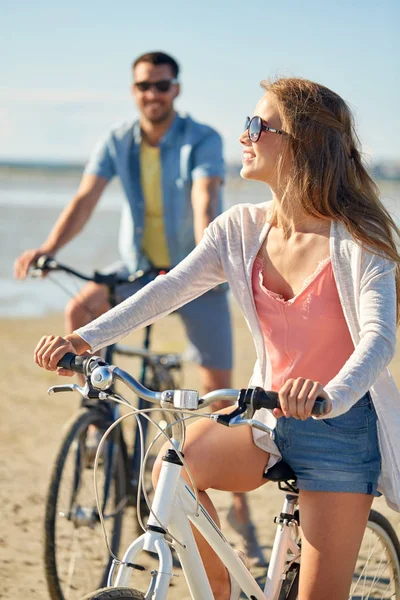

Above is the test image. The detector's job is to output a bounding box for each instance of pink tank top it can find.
[252,256,354,391]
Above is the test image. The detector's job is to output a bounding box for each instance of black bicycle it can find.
[31,256,182,600]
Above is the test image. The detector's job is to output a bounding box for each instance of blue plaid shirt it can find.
[84,112,225,272]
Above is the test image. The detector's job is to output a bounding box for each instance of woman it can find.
[34,77,400,600]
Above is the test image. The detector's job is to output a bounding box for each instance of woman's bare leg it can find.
[298,490,373,600]
[152,406,269,600]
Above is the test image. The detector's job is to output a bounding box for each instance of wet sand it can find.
[1,306,400,598]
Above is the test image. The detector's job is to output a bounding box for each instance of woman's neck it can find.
[270,192,331,237]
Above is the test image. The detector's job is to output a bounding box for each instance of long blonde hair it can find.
[262,77,400,322]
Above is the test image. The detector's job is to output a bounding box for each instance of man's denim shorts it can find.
[102,261,233,371]
[274,393,381,495]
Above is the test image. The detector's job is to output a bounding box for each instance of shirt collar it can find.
[132,112,184,148]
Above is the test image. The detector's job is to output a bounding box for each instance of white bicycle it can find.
[50,353,400,600]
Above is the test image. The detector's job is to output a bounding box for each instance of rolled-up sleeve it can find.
[191,130,225,181]
[84,133,116,181]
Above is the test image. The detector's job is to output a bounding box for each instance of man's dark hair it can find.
[132,51,180,79]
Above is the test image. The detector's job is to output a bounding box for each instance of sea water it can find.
[1,170,399,317]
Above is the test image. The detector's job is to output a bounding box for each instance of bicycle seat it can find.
[264,461,296,482]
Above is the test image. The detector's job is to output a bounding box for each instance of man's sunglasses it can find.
[244,116,286,142]
[134,79,178,93]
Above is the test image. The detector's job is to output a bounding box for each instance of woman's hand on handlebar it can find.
[274,378,331,420]
[34,333,91,376]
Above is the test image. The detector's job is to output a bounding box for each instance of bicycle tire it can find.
[280,509,400,599]
[44,408,127,600]
[350,509,400,599]
[278,563,299,600]
[82,588,144,600]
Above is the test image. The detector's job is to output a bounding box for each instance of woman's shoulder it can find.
[333,221,396,273]
[214,201,272,230]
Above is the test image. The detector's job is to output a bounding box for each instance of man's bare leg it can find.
[64,281,111,384]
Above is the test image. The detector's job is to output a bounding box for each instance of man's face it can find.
[132,62,179,124]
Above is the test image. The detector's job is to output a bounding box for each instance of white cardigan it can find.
[77,202,400,512]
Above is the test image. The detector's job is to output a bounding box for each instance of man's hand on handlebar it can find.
[14,249,54,280]
[34,333,91,377]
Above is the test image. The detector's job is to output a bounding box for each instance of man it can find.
[14,51,263,562]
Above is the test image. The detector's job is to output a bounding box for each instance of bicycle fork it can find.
[109,449,181,595]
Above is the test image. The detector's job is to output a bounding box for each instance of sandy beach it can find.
[1,304,400,599]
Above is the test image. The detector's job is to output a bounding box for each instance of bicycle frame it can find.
[47,356,400,600]
[108,446,300,600]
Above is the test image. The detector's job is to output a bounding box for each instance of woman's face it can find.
[239,92,287,186]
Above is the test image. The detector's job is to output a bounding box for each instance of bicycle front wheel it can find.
[282,509,400,600]
[350,509,400,599]
[44,408,127,600]
[82,588,144,599]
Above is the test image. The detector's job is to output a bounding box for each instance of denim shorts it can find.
[273,393,382,495]
[101,261,233,371]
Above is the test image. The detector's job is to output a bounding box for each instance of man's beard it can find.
[144,106,173,125]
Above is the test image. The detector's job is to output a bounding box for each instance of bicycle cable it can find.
[44,271,101,321]
[92,395,213,564]
[94,407,199,560]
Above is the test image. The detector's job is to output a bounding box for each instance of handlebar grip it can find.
[311,398,329,415]
[57,353,86,374]
[36,255,56,270]
[251,388,328,416]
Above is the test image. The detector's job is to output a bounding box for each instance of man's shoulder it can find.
[178,113,222,143]
[101,120,136,144]
[107,120,136,140]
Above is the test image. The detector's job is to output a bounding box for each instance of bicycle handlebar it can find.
[32,254,169,288]
[57,353,93,374]
[236,386,328,416]
[55,353,328,416]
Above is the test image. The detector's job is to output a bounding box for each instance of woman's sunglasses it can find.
[244,116,286,142]
[134,79,178,93]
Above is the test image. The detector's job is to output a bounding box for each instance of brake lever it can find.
[48,380,104,401]
[209,413,275,439]
[213,388,254,427]
[48,383,87,395]
[30,268,46,278]
[234,416,275,439]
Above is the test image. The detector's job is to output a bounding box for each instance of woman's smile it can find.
[242,150,256,163]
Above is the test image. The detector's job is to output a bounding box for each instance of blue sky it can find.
[1,0,399,163]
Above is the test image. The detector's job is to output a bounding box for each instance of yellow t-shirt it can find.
[140,141,171,268]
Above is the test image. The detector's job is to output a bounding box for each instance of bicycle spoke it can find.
[65,530,81,593]
[365,550,391,599]
[45,413,125,600]
[350,530,381,596]
[349,520,398,599]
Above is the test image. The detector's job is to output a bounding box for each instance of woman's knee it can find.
[151,435,209,492]
[152,442,169,488]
